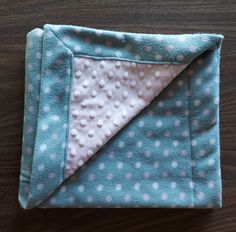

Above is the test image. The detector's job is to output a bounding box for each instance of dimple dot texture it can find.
[65,56,185,176]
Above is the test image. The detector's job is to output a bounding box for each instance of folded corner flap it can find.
[21,25,223,208]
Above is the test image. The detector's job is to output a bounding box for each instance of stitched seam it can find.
[74,54,184,65]
[187,74,195,207]
[63,53,73,179]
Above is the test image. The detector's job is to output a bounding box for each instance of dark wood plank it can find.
[0,0,235,232]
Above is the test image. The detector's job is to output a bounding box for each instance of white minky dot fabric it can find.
[66,57,186,176]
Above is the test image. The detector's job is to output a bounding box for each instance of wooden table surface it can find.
[0,1,235,231]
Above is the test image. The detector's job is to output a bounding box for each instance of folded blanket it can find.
[18,24,223,209]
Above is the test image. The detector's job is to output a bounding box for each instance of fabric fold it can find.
[18,24,223,209]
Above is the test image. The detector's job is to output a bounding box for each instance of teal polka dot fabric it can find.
[18,24,223,209]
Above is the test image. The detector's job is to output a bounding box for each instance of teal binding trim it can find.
[63,52,74,179]
[26,27,74,208]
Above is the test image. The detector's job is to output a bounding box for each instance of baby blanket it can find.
[18,24,223,209]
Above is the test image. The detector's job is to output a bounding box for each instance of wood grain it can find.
[0,0,235,231]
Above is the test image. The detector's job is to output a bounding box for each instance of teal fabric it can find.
[19,24,223,209]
